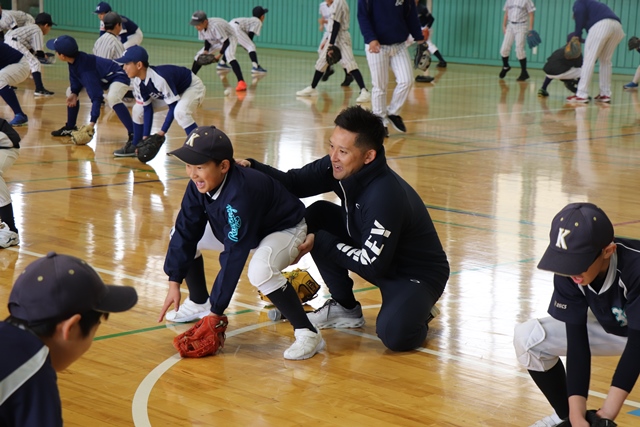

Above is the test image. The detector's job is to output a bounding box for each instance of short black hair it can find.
[5,310,108,338]
[334,105,385,151]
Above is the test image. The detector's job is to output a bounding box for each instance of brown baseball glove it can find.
[628,36,640,51]
[135,133,166,163]
[259,269,321,303]
[173,314,228,358]
[196,53,218,66]
[326,45,342,66]
[70,124,95,145]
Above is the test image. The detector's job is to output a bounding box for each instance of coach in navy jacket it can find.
[244,106,449,351]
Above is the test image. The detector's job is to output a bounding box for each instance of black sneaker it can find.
[516,71,530,82]
[34,89,54,96]
[340,74,354,87]
[113,141,136,157]
[415,75,434,83]
[499,66,511,79]
[437,61,447,68]
[51,125,77,137]
[388,115,406,133]
[563,79,578,94]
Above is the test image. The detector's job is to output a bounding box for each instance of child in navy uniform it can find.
[515,203,640,427]
[159,126,324,360]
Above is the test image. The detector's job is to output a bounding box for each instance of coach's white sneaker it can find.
[283,328,325,360]
[165,298,211,323]
[307,299,365,329]
[529,413,563,427]
[296,86,318,97]
[356,88,371,103]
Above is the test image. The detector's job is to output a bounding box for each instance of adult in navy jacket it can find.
[241,106,449,351]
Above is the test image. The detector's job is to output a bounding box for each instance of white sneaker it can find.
[0,223,19,248]
[165,298,211,323]
[356,88,371,103]
[296,86,318,97]
[283,328,325,360]
[529,413,563,427]
[307,299,365,329]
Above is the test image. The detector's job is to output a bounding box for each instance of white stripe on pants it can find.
[500,22,528,60]
[577,19,624,98]
[365,43,413,124]
[547,68,581,81]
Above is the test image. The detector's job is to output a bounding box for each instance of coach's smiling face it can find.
[328,127,376,181]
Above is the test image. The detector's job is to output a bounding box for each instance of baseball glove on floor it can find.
[564,36,582,60]
[628,36,640,51]
[173,314,228,358]
[326,45,342,66]
[70,124,95,145]
[135,133,166,163]
[585,410,617,427]
[259,269,321,303]
[196,53,218,66]
[526,30,542,49]
[413,42,431,71]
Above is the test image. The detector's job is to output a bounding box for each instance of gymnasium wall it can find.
[43,0,639,73]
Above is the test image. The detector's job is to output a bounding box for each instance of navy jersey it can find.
[0,43,23,69]
[0,322,62,427]
[164,164,305,315]
[548,238,640,336]
[357,0,423,45]
[68,51,130,123]
[132,65,192,105]
[99,15,139,44]
[573,0,620,34]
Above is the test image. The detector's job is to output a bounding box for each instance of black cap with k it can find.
[8,252,138,324]
[190,11,207,26]
[253,6,269,18]
[168,126,234,165]
[537,202,614,276]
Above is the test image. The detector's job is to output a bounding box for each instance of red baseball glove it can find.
[173,314,228,358]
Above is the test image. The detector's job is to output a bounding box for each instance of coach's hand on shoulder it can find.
[236,159,251,167]
[293,233,315,265]
[158,281,182,322]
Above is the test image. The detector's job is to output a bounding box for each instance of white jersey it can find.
[503,0,535,23]
[319,1,332,33]
[198,18,235,48]
[0,10,18,32]
[5,24,43,51]
[93,31,125,60]
[6,10,34,27]
[330,0,350,32]
[230,17,262,37]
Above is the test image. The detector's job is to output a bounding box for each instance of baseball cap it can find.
[8,252,138,324]
[114,45,149,64]
[94,1,112,14]
[537,202,614,276]
[46,35,78,57]
[35,12,55,26]
[168,126,234,165]
[103,12,122,29]
[253,6,269,18]
[190,11,207,26]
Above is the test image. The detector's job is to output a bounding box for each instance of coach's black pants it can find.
[305,201,443,351]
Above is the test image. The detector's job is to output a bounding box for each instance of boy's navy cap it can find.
[537,202,614,276]
[103,12,122,28]
[8,252,138,324]
[114,45,148,64]
[190,11,207,26]
[35,12,55,26]
[94,1,112,14]
[253,6,268,18]
[168,126,234,165]
[46,35,78,57]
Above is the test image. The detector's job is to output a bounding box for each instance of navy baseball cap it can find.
[46,35,78,57]
[253,6,269,18]
[103,12,122,29]
[114,45,149,64]
[190,11,207,26]
[8,252,137,324]
[35,12,55,26]
[537,203,614,276]
[168,126,234,165]
[94,1,112,14]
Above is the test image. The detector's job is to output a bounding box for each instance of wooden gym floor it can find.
[1,30,640,426]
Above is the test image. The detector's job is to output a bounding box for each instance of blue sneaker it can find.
[251,65,267,74]
[216,63,231,70]
[623,82,638,89]
[9,113,28,127]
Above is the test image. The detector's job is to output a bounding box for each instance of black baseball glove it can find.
[196,53,218,66]
[628,36,640,51]
[413,42,431,71]
[585,410,617,427]
[136,134,166,163]
[326,45,342,66]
